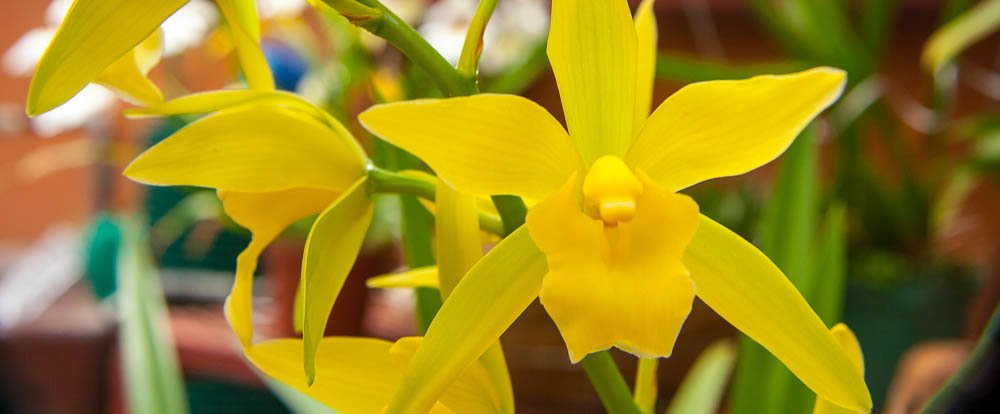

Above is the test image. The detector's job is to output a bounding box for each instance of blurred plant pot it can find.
[263,237,399,338]
[843,272,977,407]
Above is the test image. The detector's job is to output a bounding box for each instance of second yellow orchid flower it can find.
[358,0,870,413]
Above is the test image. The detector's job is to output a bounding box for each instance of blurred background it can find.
[1,0,999,413]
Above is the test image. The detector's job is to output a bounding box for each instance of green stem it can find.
[633,358,658,413]
[581,352,643,414]
[457,0,499,77]
[321,0,475,96]
[920,304,1000,413]
[368,166,505,235]
[491,195,527,236]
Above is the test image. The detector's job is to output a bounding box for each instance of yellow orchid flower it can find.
[358,0,870,412]
[123,89,371,384]
[247,336,501,414]
[814,324,867,414]
[27,0,272,116]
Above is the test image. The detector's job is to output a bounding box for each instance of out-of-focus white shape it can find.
[419,0,547,75]
[0,226,82,330]
[3,27,55,77]
[161,0,219,57]
[4,0,218,136]
[383,0,426,26]
[258,0,308,19]
[44,0,72,26]
[29,84,116,137]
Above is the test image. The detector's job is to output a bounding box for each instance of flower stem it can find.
[491,195,527,236]
[633,357,658,413]
[457,0,499,77]
[322,0,476,96]
[581,352,643,414]
[367,166,505,235]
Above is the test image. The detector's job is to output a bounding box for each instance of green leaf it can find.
[117,217,189,414]
[384,227,547,414]
[812,205,848,326]
[860,0,895,62]
[731,127,820,414]
[923,0,1000,75]
[261,378,339,414]
[664,340,737,414]
[655,53,812,84]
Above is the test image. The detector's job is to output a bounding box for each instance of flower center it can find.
[582,155,643,225]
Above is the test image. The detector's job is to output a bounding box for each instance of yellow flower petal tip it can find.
[528,169,700,362]
[813,323,868,414]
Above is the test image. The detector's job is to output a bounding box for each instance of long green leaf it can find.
[117,217,189,414]
[731,127,819,414]
[664,340,736,414]
[655,53,811,84]
[923,0,1000,74]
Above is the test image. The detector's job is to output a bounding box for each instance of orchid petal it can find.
[124,90,366,160]
[626,67,846,191]
[301,178,374,383]
[526,173,699,362]
[367,266,439,289]
[247,337,403,414]
[813,324,866,414]
[390,338,501,414]
[360,95,580,200]
[94,30,164,107]
[633,0,658,133]
[384,227,547,414]
[436,180,515,414]
[124,106,365,193]
[27,0,186,115]
[247,336,497,414]
[219,188,338,346]
[548,0,637,163]
[215,0,274,90]
[684,215,871,412]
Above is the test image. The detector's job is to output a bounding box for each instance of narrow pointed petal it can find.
[548,0,637,163]
[633,0,658,134]
[246,337,399,414]
[124,106,366,193]
[684,216,872,412]
[27,0,187,115]
[94,31,164,107]
[360,95,580,200]
[215,0,274,90]
[527,174,699,362]
[390,338,501,414]
[626,67,846,191]
[813,324,866,414]
[436,181,482,297]
[384,227,547,414]
[302,179,374,383]
[436,181,515,414]
[219,188,338,346]
[367,267,439,289]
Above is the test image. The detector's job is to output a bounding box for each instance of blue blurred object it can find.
[263,40,309,92]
